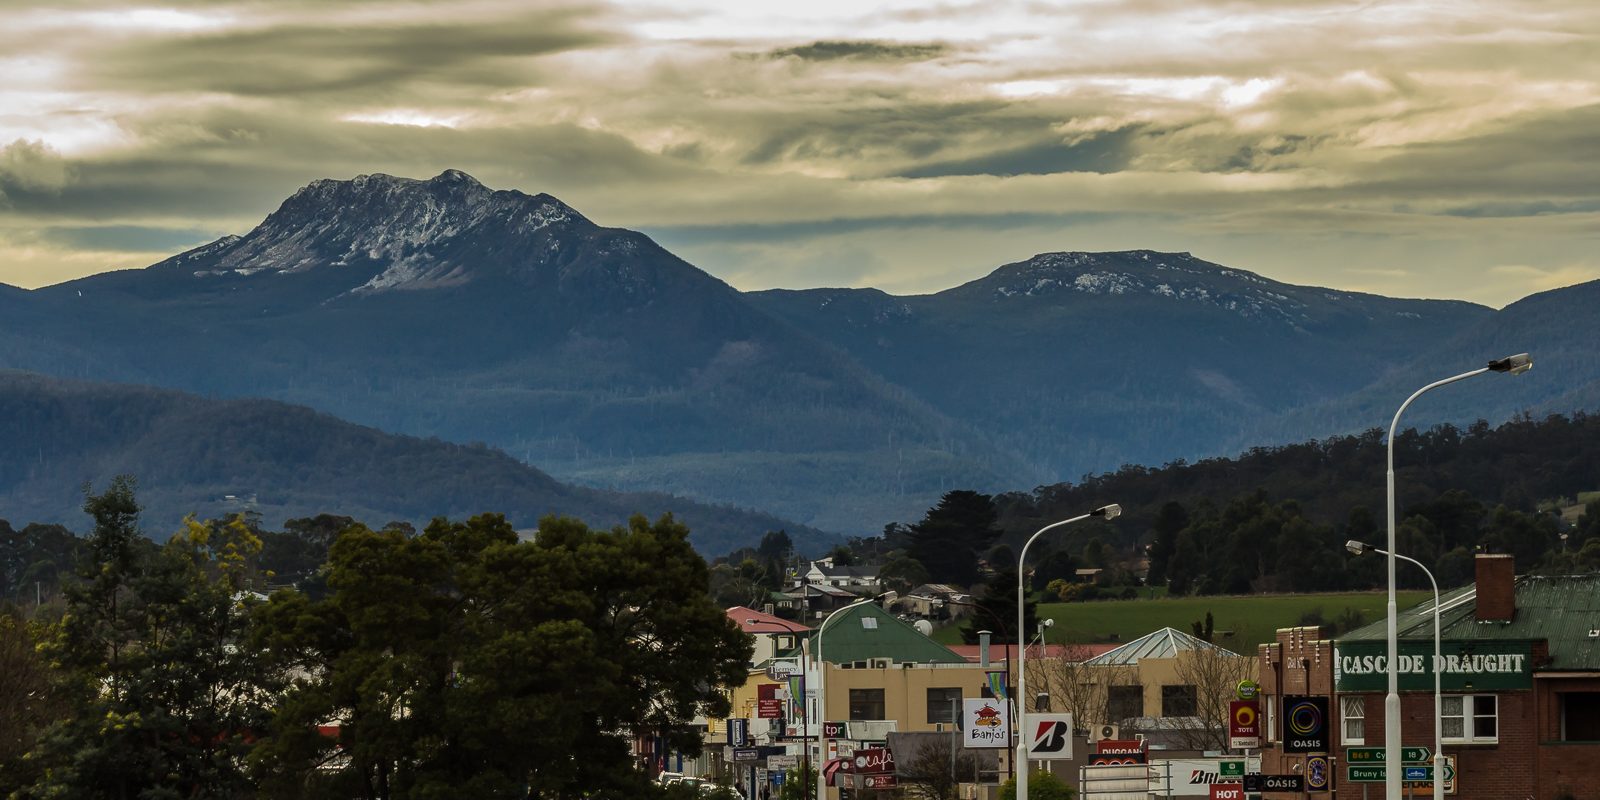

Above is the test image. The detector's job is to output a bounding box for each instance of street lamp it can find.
[1017,503,1122,800]
[814,595,884,800]
[1348,540,1442,800]
[1381,353,1530,800]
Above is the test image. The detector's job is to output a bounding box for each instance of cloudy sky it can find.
[2,0,1597,306]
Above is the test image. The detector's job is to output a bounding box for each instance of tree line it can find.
[0,477,751,800]
[832,414,1600,622]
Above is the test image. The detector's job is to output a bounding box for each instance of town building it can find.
[726,605,809,666]
[1071,627,1257,751]
[1256,553,1600,800]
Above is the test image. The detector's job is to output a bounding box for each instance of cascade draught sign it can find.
[1334,640,1534,692]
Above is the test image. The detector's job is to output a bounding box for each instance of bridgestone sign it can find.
[1334,640,1534,692]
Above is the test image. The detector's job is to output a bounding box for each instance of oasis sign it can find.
[1334,640,1534,692]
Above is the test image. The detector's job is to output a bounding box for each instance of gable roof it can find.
[1340,574,1600,670]
[726,606,810,635]
[779,602,965,665]
[908,584,965,598]
[1083,627,1239,665]
[812,564,880,579]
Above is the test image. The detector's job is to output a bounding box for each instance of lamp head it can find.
[1487,353,1533,375]
[1042,618,1055,628]
[1345,540,1372,556]
[1094,504,1123,520]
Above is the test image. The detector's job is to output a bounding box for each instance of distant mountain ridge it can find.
[750,250,1497,479]
[0,370,833,554]
[1,171,1023,535]
[0,169,1594,544]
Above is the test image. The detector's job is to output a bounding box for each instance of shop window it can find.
[1162,684,1198,717]
[849,688,885,721]
[1341,696,1366,745]
[927,687,963,725]
[1562,693,1600,741]
[1108,685,1144,722]
[1442,694,1497,743]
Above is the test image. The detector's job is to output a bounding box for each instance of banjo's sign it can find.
[1334,640,1535,692]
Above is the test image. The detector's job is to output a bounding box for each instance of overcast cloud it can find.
[1,0,1597,305]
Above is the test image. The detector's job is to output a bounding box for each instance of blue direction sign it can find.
[1403,766,1431,781]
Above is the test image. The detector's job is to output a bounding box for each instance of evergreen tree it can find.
[27,479,272,799]
[908,491,1001,588]
[250,513,751,799]
[960,569,1036,645]
[1144,501,1188,587]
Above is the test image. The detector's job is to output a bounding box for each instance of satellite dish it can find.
[914,620,934,636]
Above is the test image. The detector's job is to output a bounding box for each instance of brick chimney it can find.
[1475,554,1516,622]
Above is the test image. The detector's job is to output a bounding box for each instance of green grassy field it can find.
[932,591,1433,652]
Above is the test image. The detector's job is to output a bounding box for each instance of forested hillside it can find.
[862,413,1600,601]
[0,371,829,555]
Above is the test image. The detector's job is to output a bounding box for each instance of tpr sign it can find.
[1027,713,1074,760]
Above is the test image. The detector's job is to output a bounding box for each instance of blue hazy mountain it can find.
[748,251,1494,479]
[2,171,1593,542]
[0,171,1023,534]
[0,370,833,554]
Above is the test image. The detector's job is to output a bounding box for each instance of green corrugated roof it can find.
[777,603,966,665]
[1339,574,1600,670]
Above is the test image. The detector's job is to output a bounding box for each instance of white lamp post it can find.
[1017,504,1121,799]
[1381,353,1530,800]
[815,596,880,800]
[1348,541,1442,800]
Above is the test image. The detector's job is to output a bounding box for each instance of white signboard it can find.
[1148,758,1262,797]
[962,698,1011,749]
[1026,713,1074,760]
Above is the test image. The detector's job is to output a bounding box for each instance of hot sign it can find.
[1209,784,1245,800]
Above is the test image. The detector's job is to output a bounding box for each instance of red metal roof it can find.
[946,642,1118,663]
[726,605,811,635]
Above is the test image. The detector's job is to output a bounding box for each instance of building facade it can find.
[1257,554,1600,800]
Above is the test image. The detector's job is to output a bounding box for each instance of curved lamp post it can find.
[815,595,883,800]
[1381,353,1530,800]
[1349,541,1441,800]
[1017,504,1122,800]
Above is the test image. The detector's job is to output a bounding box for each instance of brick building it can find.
[1257,554,1600,800]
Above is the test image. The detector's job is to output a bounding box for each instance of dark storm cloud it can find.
[77,10,615,98]
[645,210,1113,245]
[895,127,1143,177]
[44,225,215,251]
[766,40,951,62]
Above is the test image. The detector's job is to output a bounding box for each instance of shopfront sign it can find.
[962,698,1011,749]
[1228,700,1260,749]
[1282,696,1329,753]
[1334,640,1534,692]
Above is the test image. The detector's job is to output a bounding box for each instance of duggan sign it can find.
[1334,640,1534,692]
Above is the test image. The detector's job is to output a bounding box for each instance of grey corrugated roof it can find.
[1339,574,1600,670]
[1082,626,1239,665]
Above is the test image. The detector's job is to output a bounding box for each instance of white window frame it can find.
[1442,694,1498,744]
[1340,695,1366,745]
